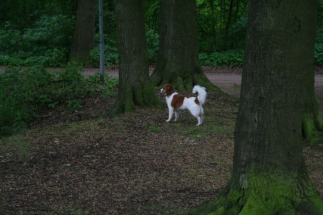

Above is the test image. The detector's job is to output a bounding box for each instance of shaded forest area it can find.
[2,1,323,214]
[0,0,322,67]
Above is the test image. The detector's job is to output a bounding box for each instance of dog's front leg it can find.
[166,108,174,122]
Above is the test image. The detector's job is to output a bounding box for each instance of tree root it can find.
[151,71,222,92]
[109,84,162,117]
[181,176,323,215]
[302,113,323,146]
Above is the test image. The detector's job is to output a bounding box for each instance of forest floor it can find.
[1,67,323,215]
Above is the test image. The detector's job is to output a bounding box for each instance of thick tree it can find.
[185,0,323,214]
[110,0,160,115]
[150,0,218,91]
[69,0,97,67]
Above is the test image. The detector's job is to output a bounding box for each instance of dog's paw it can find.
[166,120,170,122]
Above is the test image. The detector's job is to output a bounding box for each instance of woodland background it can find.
[0,0,322,68]
[1,1,323,214]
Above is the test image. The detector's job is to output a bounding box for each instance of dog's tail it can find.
[192,85,207,105]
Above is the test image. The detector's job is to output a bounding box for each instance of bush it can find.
[90,36,119,67]
[146,29,159,63]
[199,49,244,67]
[0,15,73,67]
[0,64,118,137]
[90,29,159,67]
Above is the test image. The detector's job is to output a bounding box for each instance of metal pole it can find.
[99,0,105,82]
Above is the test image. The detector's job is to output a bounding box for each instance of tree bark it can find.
[184,0,323,214]
[69,0,96,67]
[110,0,161,116]
[302,71,323,146]
[150,0,219,91]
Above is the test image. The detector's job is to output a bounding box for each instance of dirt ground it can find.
[0,67,323,215]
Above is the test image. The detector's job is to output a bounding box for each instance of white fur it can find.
[161,85,207,126]
[192,85,207,105]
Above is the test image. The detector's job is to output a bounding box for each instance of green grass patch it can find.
[0,135,30,161]
[149,125,160,132]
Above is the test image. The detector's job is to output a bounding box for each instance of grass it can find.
[0,135,30,161]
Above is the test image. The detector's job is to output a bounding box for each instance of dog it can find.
[160,84,207,126]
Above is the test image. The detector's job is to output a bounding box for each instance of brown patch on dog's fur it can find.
[194,98,200,105]
[171,95,188,109]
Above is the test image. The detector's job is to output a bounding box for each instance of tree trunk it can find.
[69,0,96,67]
[223,0,234,50]
[110,0,161,116]
[302,71,323,146]
[185,0,323,214]
[150,0,219,91]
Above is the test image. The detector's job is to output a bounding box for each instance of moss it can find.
[298,193,323,215]
[302,113,323,146]
[110,83,162,116]
[182,171,323,215]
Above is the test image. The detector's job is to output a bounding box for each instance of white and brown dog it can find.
[160,84,207,126]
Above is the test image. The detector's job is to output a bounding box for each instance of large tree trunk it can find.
[185,0,323,214]
[110,0,160,116]
[68,0,96,67]
[150,0,219,91]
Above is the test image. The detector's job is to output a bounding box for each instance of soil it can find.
[1,66,323,215]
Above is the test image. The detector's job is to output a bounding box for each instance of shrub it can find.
[146,29,159,63]
[0,15,73,67]
[90,36,119,67]
[199,49,244,67]
[0,64,118,137]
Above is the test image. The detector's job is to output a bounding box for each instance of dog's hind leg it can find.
[196,116,202,126]
[174,111,180,121]
[200,106,204,124]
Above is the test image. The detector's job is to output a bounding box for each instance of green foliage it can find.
[0,0,323,67]
[197,0,248,52]
[0,64,118,137]
[0,15,74,67]
[90,36,119,67]
[149,125,160,132]
[90,29,159,66]
[227,17,248,49]
[146,29,159,63]
[199,49,244,67]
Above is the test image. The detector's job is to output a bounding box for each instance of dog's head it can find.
[160,84,176,96]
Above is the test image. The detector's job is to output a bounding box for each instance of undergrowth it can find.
[0,64,118,137]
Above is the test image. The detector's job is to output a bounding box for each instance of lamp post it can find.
[99,0,104,82]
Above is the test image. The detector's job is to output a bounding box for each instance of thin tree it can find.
[69,0,97,67]
[150,0,218,91]
[186,0,323,214]
[110,0,160,115]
